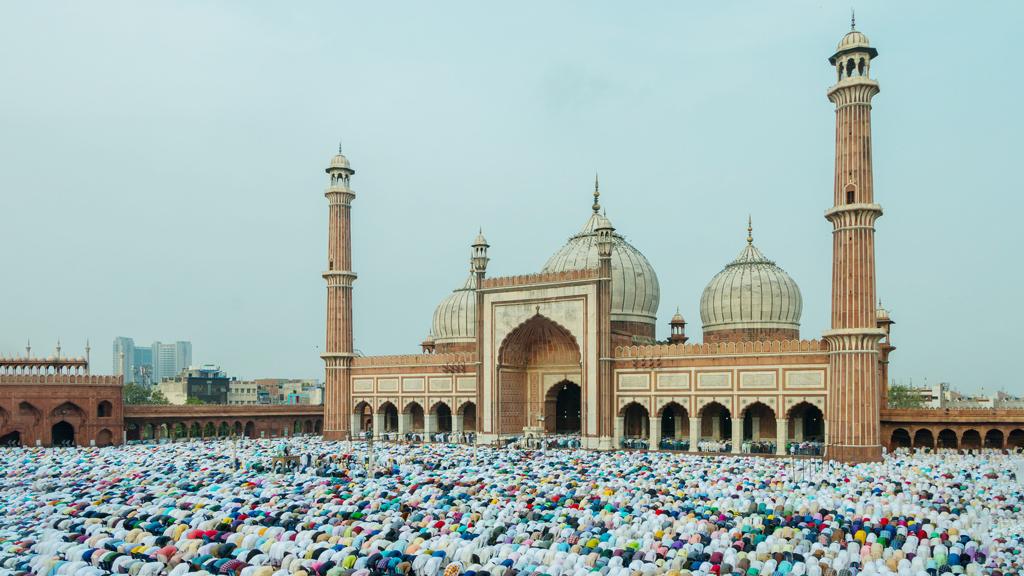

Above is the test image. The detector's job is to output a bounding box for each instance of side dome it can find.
[431,274,476,345]
[699,230,802,343]
[542,212,660,325]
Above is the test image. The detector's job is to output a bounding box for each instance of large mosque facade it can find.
[322,25,896,463]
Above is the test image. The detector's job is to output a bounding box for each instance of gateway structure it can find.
[322,24,895,462]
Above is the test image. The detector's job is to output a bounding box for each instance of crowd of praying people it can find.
[0,438,1022,576]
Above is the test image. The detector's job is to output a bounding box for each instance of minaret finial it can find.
[592,173,601,213]
[851,8,855,31]
[747,215,753,245]
[338,140,343,154]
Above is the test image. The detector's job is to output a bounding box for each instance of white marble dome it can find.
[431,273,477,344]
[700,240,802,334]
[542,212,660,325]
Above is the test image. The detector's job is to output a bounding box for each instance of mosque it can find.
[319,23,899,463]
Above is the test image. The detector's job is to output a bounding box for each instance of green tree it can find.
[185,396,205,405]
[123,383,151,405]
[149,389,170,405]
[122,383,170,405]
[887,383,925,409]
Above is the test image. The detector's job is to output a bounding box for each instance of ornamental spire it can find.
[851,8,856,31]
[747,215,753,245]
[592,173,601,213]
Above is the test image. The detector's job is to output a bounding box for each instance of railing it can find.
[620,438,649,450]
[787,441,824,456]
[658,438,691,451]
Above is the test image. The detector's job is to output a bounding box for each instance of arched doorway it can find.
[434,403,452,433]
[458,401,476,432]
[547,381,582,433]
[1008,429,1024,449]
[355,402,373,433]
[498,314,581,436]
[244,421,256,438]
[913,428,935,448]
[890,428,911,448]
[404,402,425,433]
[380,402,399,432]
[190,422,202,438]
[97,401,113,417]
[204,422,216,437]
[304,420,313,434]
[741,402,776,442]
[787,402,824,442]
[937,429,958,449]
[699,402,731,441]
[233,421,243,436]
[984,429,1004,449]
[0,431,21,446]
[219,422,231,437]
[51,421,75,446]
[621,403,649,439]
[97,429,113,447]
[659,402,689,441]
[961,429,981,450]
[173,423,187,439]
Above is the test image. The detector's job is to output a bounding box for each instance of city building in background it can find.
[228,380,259,405]
[155,364,230,405]
[112,338,191,385]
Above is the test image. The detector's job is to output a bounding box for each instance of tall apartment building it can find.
[112,338,191,384]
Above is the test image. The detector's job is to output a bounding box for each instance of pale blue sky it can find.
[1,1,1019,394]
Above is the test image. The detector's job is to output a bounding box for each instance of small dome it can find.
[542,212,660,325]
[837,30,870,51]
[329,153,351,170]
[671,310,685,324]
[700,240,802,335]
[876,307,890,322]
[431,274,477,344]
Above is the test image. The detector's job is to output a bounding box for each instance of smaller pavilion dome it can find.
[837,30,871,51]
[329,153,351,170]
[876,305,891,322]
[671,310,685,324]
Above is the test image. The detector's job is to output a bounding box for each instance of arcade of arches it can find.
[887,426,1024,450]
[617,399,825,455]
[352,399,478,437]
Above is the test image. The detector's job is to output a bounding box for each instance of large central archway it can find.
[497,314,581,436]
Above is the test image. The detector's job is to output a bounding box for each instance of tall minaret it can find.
[322,144,357,441]
[823,18,887,463]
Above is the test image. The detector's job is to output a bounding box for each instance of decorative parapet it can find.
[124,404,322,418]
[352,352,475,368]
[615,339,827,358]
[882,408,1024,421]
[0,374,122,386]
[481,268,600,289]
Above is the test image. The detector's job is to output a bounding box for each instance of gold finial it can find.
[747,215,753,245]
[338,140,343,154]
[851,8,855,31]
[592,173,601,213]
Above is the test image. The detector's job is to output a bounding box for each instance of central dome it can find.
[542,212,660,325]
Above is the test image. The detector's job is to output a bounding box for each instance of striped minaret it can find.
[823,20,887,463]
[322,144,356,441]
